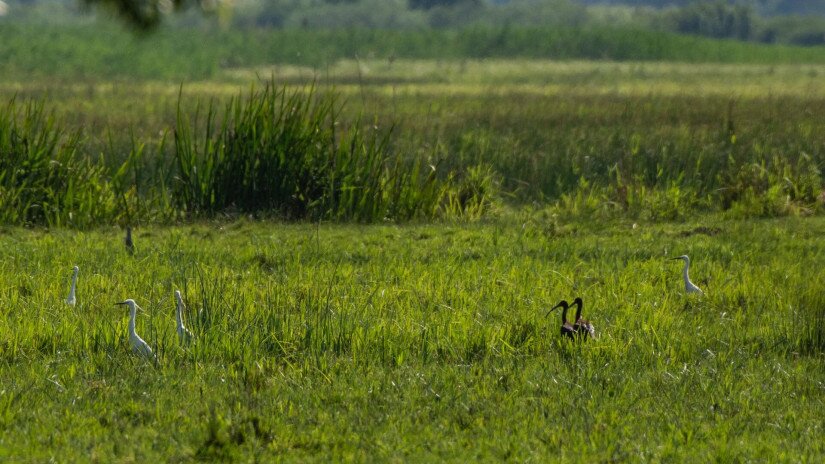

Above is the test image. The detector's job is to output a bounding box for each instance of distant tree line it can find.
[409,0,480,8]
[581,0,825,46]
[668,1,754,40]
[661,0,825,45]
[580,0,825,16]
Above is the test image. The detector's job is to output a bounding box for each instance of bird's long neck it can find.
[682,260,691,284]
[129,305,137,336]
[176,301,184,329]
[561,305,569,324]
[574,300,583,321]
[69,272,77,297]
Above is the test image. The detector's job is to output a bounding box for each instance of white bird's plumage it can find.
[116,299,156,360]
[672,255,704,295]
[174,290,194,343]
[66,266,79,306]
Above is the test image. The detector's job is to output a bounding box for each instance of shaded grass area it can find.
[171,83,446,221]
[397,90,825,219]
[0,85,492,226]
[0,217,823,460]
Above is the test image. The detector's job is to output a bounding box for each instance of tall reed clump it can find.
[110,135,178,224]
[173,83,445,221]
[0,99,117,227]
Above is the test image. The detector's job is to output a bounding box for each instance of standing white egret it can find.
[174,290,194,343]
[124,226,134,255]
[114,299,156,360]
[66,266,79,306]
[671,255,704,295]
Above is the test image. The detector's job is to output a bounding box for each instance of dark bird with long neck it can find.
[570,297,595,340]
[548,299,577,339]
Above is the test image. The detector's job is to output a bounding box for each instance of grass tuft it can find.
[0,99,117,227]
[173,82,451,221]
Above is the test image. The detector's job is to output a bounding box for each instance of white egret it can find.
[115,299,156,360]
[547,300,576,339]
[570,297,596,339]
[66,266,79,306]
[671,255,704,295]
[124,226,134,255]
[174,290,194,343]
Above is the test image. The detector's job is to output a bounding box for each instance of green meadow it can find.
[1,218,824,460]
[1,24,825,460]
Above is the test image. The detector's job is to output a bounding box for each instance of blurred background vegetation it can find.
[2,0,825,81]
[1,0,824,227]
[2,0,824,46]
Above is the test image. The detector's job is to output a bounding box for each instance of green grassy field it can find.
[3,58,825,225]
[1,24,825,458]
[1,217,823,460]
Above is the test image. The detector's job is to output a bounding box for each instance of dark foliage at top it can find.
[80,0,189,29]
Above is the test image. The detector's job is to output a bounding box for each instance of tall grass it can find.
[422,93,825,220]
[1,89,822,226]
[0,99,117,227]
[0,88,492,226]
[3,65,825,226]
[173,83,446,221]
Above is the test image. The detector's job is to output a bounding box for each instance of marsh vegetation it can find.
[0,24,824,460]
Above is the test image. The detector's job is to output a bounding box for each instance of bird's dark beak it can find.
[669,257,680,261]
[546,301,565,317]
[114,302,126,306]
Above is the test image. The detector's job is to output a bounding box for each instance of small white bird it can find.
[115,299,156,360]
[66,266,79,306]
[174,290,194,343]
[671,255,704,295]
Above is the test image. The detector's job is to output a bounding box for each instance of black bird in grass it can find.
[548,300,577,339]
[570,297,595,340]
[124,226,134,255]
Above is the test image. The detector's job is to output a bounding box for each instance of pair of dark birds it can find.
[548,297,595,340]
